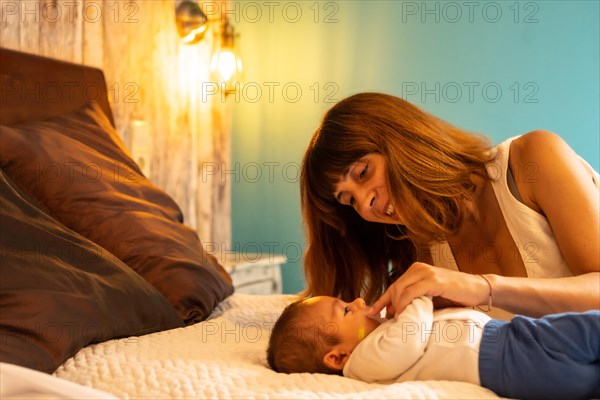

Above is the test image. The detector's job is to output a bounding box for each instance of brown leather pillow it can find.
[0,102,233,324]
[0,169,185,373]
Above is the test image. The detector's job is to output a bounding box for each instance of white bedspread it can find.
[54,294,501,399]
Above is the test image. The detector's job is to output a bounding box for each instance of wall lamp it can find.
[176,1,243,95]
[175,1,208,44]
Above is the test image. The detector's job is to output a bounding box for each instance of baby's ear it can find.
[323,348,351,371]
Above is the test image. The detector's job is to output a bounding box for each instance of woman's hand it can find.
[368,262,490,318]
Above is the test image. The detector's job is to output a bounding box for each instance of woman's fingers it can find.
[368,264,427,315]
[391,280,438,317]
[369,290,391,316]
[385,307,395,319]
[369,262,447,316]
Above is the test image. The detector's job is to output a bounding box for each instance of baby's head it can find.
[267,296,382,374]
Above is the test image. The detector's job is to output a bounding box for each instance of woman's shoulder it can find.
[508,130,575,173]
[506,130,573,212]
[488,130,564,163]
[510,129,598,208]
[510,129,567,156]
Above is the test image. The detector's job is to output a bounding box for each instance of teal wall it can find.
[231,1,600,294]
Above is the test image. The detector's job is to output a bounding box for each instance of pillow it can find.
[0,169,185,373]
[0,102,233,324]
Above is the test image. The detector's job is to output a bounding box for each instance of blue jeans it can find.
[479,310,600,400]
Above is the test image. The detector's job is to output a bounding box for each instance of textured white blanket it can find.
[55,294,500,399]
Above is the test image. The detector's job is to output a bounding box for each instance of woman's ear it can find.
[323,347,351,371]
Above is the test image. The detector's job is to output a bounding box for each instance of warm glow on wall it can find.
[177,44,211,100]
[175,1,243,96]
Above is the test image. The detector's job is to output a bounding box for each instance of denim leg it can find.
[479,310,600,400]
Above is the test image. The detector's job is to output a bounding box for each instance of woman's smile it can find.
[334,154,402,224]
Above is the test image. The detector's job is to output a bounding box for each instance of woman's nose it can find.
[350,298,366,310]
[356,190,375,211]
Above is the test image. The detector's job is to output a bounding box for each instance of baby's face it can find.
[303,296,383,351]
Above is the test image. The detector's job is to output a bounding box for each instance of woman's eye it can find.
[343,307,350,316]
[349,197,355,207]
[359,164,368,179]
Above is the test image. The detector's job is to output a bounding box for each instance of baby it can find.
[267,296,599,399]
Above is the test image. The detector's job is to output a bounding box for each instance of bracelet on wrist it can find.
[474,274,493,312]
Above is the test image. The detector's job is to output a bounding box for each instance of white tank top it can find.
[430,136,599,318]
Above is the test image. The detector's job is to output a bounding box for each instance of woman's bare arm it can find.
[488,272,600,317]
[369,264,600,318]
[512,130,599,276]
[371,131,599,318]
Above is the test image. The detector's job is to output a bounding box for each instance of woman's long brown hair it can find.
[301,93,494,303]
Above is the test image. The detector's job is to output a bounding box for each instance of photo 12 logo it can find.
[399,1,540,24]
[200,161,300,184]
[202,241,304,264]
[199,1,340,24]
[400,81,540,104]
[1,1,140,24]
[202,81,340,104]
[1,77,140,105]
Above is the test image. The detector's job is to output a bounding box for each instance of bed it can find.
[0,48,501,399]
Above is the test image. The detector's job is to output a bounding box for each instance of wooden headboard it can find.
[0,48,114,127]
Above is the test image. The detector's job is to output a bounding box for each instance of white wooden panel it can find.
[0,0,232,246]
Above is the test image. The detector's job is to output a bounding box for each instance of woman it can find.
[300,92,599,318]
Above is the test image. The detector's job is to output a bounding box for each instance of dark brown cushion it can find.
[0,102,233,324]
[0,169,185,373]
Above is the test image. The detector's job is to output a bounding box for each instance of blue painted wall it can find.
[230,0,599,294]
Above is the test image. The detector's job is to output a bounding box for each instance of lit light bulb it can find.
[211,50,236,82]
[210,19,243,95]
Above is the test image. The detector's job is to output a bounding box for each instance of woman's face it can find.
[333,153,403,224]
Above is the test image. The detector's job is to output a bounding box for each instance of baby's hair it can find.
[267,299,342,375]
